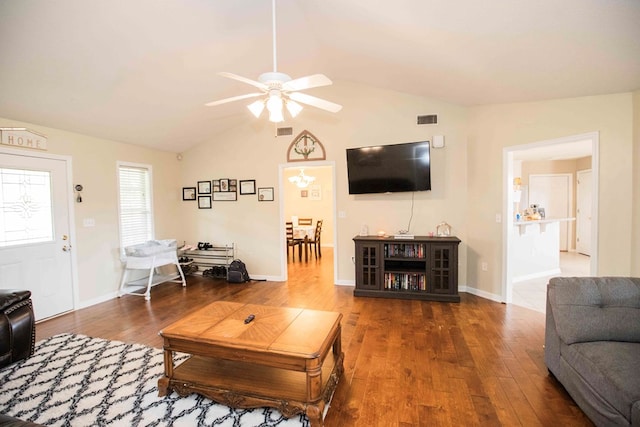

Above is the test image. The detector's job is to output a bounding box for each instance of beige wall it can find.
[0,117,180,306]
[468,93,634,298]
[521,157,591,187]
[633,90,640,276]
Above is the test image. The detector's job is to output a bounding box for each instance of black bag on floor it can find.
[227,259,251,283]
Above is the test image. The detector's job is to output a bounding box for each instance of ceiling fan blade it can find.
[289,92,342,113]
[218,72,268,91]
[282,74,332,92]
[205,92,263,107]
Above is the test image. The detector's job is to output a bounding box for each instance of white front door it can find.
[0,150,74,320]
[576,169,592,256]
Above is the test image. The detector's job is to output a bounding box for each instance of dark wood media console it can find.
[353,235,461,302]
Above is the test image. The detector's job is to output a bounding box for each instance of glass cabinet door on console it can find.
[355,242,380,290]
[429,244,457,295]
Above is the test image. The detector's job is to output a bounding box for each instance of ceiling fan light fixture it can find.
[247,100,265,118]
[269,108,284,123]
[266,92,284,122]
[286,100,303,118]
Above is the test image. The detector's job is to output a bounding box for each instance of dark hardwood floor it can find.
[36,248,593,426]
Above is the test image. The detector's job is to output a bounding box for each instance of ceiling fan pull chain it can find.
[272,0,278,73]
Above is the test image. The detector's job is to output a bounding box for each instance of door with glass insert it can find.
[0,151,74,320]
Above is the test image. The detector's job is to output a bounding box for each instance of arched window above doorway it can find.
[286,130,326,162]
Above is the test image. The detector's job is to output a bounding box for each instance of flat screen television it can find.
[346,141,431,194]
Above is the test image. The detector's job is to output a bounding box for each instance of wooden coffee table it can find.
[157,301,344,426]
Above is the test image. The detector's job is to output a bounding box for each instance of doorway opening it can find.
[502,133,598,311]
[279,162,337,284]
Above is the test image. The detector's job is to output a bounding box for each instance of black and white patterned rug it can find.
[0,334,309,426]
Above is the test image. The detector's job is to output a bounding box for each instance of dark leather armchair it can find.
[0,289,36,369]
[0,413,44,426]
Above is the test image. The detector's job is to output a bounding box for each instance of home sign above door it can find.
[0,128,48,151]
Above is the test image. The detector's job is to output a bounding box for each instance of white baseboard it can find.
[76,291,119,310]
[460,285,504,303]
[249,275,284,282]
[334,280,355,286]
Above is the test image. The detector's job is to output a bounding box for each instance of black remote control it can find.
[244,314,255,324]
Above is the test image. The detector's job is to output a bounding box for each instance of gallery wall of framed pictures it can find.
[182,178,273,208]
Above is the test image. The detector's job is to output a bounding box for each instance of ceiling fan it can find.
[204,0,342,123]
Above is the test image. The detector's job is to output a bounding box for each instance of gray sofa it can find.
[545,277,640,426]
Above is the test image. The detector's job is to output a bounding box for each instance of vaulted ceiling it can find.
[1,0,639,153]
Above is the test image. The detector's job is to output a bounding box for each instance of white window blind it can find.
[118,163,153,252]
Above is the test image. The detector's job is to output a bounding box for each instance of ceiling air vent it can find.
[417,114,437,125]
[277,127,293,136]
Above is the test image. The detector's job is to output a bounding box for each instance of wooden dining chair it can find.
[297,218,313,226]
[306,219,323,259]
[286,222,302,261]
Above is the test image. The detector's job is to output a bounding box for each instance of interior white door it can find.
[0,151,74,320]
[576,169,592,256]
[529,174,572,251]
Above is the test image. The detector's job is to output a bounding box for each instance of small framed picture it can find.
[310,184,321,201]
[258,187,274,202]
[240,180,256,195]
[182,187,196,201]
[220,178,229,192]
[198,196,212,209]
[300,190,308,198]
[213,191,237,201]
[197,181,211,194]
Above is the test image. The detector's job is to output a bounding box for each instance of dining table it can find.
[293,225,314,261]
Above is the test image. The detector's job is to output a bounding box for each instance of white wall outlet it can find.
[495,214,502,223]
[338,211,346,218]
[481,262,488,271]
[83,218,96,227]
